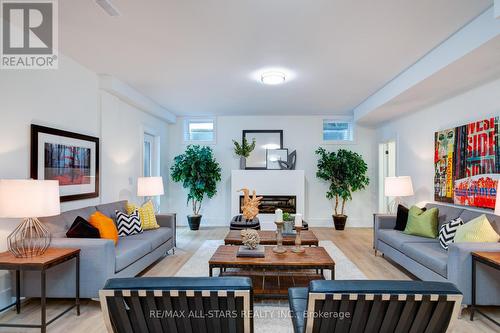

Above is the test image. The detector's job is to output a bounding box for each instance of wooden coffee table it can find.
[209,245,334,297]
[224,230,319,246]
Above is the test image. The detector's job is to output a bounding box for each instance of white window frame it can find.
[183,117,217,144]
[322,116,355,144]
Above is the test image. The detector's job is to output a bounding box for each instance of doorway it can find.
[378,140,396,213]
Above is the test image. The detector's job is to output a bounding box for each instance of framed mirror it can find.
[242,130,283,169]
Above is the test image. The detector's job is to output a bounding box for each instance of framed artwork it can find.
[31,124,99,202]
[434,117,500,209]
[242,130,283,169]
[266,148,288,170]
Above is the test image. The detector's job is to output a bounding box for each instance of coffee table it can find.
[224,230,319,246]
[208,245,335,297]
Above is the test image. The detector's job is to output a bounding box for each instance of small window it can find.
[323,118,354,143]
[183,118,216,143]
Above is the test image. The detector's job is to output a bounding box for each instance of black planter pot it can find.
[187,215,202,230]
[332,215,347,230]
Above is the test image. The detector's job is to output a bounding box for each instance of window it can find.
[183,118,216,143]
[323,118,354,143]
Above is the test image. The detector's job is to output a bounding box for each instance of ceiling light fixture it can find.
[261,71,286,85]
[96,0,121,17]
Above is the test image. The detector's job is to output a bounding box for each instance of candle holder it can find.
[272,220,286,254]
[292,226,305,253]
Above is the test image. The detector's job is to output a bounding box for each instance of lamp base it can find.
[8,218,51,258]
[387,197,406,214]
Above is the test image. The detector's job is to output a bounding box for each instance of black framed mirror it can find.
[242,130,283,169]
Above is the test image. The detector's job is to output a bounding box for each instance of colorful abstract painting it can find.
[434,117,500,209]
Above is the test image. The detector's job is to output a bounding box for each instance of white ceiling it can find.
[59,0,493,117]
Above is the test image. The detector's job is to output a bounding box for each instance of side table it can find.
[0,248,80,333]
[470,251,500,327]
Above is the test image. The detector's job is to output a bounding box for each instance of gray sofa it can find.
[19,200,176,299]
[374,203,500,305]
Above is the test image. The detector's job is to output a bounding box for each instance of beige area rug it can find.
[175,240,367,332]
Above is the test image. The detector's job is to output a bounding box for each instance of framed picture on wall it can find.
[31,124,100,202]
[243,130,283,169]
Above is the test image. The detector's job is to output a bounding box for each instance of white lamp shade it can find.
[137,177,164,197]
[0,180,60,218]
[495,181,500,216]
[385,176,414,197]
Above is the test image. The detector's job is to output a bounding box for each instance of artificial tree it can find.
[315,147,369,230]
[233,137,255,169]
[170,145,222,230]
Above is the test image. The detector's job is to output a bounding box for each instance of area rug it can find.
[175,240,367,332]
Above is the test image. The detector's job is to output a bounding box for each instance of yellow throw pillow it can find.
[454,214,499,243]
[126,201,159,230]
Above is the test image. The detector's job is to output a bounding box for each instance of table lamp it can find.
[384,176,414,214]
[137,176,164,213]
[0,179,60,258]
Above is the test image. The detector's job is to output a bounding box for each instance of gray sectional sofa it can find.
[19,200,176,299]
[374,203,500,305]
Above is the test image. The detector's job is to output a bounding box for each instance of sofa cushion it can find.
[104,276,252,291]
[96,201,127,222]
[378,230,438,249]
[115,239,151,272]
[404,206,439,238]
[40,206,97,236]
[124,227,172,250]
[425,203,463,229]
[454,214,500,243]
[401,242,448,277]
[288,287,308,333]
[459,210,500,234]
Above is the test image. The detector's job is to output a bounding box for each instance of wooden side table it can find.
[470,251,500,326]
[0,248,80,333]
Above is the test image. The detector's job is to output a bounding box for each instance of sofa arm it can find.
[448,242,500,305]
[374,214,397,230]
[157,213,176,247]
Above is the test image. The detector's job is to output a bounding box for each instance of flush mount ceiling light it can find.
[261,71,286,85]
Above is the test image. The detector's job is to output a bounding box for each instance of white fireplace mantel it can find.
[230,170,305,229]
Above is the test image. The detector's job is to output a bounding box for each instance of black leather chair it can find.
[100,277,253,333]
[288,280,463,333]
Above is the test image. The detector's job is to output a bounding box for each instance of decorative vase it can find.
[332,215,347,230]
[187,215,202,230]
[239,156,246,170]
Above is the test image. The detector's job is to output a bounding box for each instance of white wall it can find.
[167,116,378,228]
[377,78,500,206]
[0,54,169,306]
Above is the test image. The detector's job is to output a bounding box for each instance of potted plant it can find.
[315,147,369,230]
[170,145,222,230]
[233,137,256,169]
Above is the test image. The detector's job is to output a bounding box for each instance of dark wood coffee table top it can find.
[209,245,334,268]
[0,248,80,270]
[471,251,500,267]
[224,230,319,246]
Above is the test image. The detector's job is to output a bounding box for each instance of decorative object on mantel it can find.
[266,148,288,170]
[243,130,283,169]
[233,137,256,170]
[239,188,263,220]
[316,147,370,230]
[171,145,222,230]
[435,117,500,209]
[278,150,297,170]
[384,176,414,214]
[30,124,99,202]
[0,179,60,258]
[273,209,286,253]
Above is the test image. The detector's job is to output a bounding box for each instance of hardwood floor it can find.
[0,227,497,332]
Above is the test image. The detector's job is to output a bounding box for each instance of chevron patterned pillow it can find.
[439,217,464,250]
[115,209,143,236]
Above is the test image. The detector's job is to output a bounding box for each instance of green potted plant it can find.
[315,147,369,230]
[170,145,222,230]
[233,137,256,169]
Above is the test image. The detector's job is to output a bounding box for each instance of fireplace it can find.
[240,195,296,214]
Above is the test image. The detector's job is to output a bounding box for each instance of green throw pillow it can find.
[403,206,439,238]
[454,214,500,243]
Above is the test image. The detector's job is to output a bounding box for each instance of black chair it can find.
[100,277,253,333]
[230,215,261,230]
[288,280,463,333]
